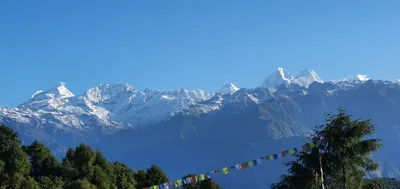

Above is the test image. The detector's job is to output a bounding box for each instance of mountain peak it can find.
[220,83,239,95]
[261,67,294,88]
[31,82,74,100]
[340,74,371,83]
[356,74,371,81]
[292,69,323,87]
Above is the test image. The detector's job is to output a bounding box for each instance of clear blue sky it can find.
[1,0,400,107]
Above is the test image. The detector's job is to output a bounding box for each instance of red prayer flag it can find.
[191,175,197,182]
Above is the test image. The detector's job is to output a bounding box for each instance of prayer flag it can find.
[164,183,169,189]
[199,174,205,181]
[248,160,254,167]
[235,164,241,170]
[222,167,229,174]
[191,175,197,182]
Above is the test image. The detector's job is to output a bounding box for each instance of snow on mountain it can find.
[339,74,371,83]
[261,67,294,88]
[219,83,239,95]
[291,69,323,88]
[397,79,400,84]
[19,82,75,111]
[4,83,214,131]
[1,67,395,133]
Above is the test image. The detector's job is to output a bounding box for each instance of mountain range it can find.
[1,68,400,189]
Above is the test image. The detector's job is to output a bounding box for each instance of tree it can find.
[134,169,149,189]
[0,124,222,189]
[62,179,97,189]
[0,173,40,189]
[146,164,169,186]
[61,145,96,180]
[90,165,113,189]
[271,108,382,189]
[37,176,65,189]
[0,125,31,175]
[22,140,60,177]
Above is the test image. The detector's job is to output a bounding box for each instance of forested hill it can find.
[0,124,222,189]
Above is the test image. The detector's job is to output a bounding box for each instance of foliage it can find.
[0,124,221,189]
[365,178,400,189]
[271,108,383,189]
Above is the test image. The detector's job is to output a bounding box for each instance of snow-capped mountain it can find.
[0,68,388,134]
[219,83,239,95]
[1,83,214,133]
[260,67,324,89]
[1,67,400,188]
[292,69,323,87]
[261,67,294,88]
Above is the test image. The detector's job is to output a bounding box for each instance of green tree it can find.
[22,140,60,177]
[134,169,149,189]
[0,173,40,189]
[113,162,136,189]
[62,179,97,189]
[90,165,113,189]
[146,164,169,186]
[363,179,383,189]
[61,144,96,180]
[37,176,65,189]
[0,125,31,175]
[271,108,382,189]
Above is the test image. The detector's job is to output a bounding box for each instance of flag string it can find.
[143,141,324,189]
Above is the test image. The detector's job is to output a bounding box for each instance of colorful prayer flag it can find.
[248,160,254,167]
[199,174,205,181]
[288,148,295,155]
[273,154,279,160]
[235,164,241,170]
[222,167,229,174]
[191,175,197,182]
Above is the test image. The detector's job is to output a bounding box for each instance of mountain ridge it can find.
[1,68,395,134]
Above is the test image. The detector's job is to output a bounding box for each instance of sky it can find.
[1,0,400,107]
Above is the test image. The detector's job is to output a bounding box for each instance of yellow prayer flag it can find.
[199,174,205,181]
[288,148,295,155]
[267,155,274,160]
[222,167,229,175]
[248,161,254,167]
[309,142,315,148]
